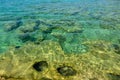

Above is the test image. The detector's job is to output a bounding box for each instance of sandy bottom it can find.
[0,40,120,80]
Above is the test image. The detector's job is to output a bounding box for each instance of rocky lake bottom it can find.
[0,0,120,80]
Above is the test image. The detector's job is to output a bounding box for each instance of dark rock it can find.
[112,44,119,50]
[35,20,40,26]
[6,19,23,31]
[89,77,98,80]
[107,73,120,80]
[33,25,39,31]
[33,20,41,31]
[69,30,83,33]
[19,33,35,42]
[112,44,120,54]
[20,29,34,33]
[57,66,77,76]
[38,20,45,25]
[71,12,79,16]
[42,30,52,34]
[35,20,40,27]
[45,23,53,27]
[39,77,52,80]
[15,46,21,49]
[42,28,53,34]
[33,61,48,72]
[34,38,45,44]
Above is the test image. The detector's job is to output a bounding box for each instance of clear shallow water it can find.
[0,0,120,53]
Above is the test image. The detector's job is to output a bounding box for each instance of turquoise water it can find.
[0,0,120,53]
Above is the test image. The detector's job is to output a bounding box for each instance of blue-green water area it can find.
[0,0,120,53]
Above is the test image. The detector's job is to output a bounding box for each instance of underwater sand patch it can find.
[0,40,120,80]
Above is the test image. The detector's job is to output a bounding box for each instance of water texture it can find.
[0,0,120,80]
[0,0,120,53]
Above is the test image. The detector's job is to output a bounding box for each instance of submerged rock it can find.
[112,44,120,54]
[15,46,21,49]
[69,29,83,33]
[107,73,120,80]
[40,77,52,80]
[6,18,23,31]
[19,33,35,42]
[71,11,79,16]
[89,77,98,80]
[35,20,41,26]
[33,61,48,72]
[57,66,77,76]
[33,20,41,31]
[20,27,34,33]
[42,28,53,34]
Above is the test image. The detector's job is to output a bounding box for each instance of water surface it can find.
[0,0,120,53]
